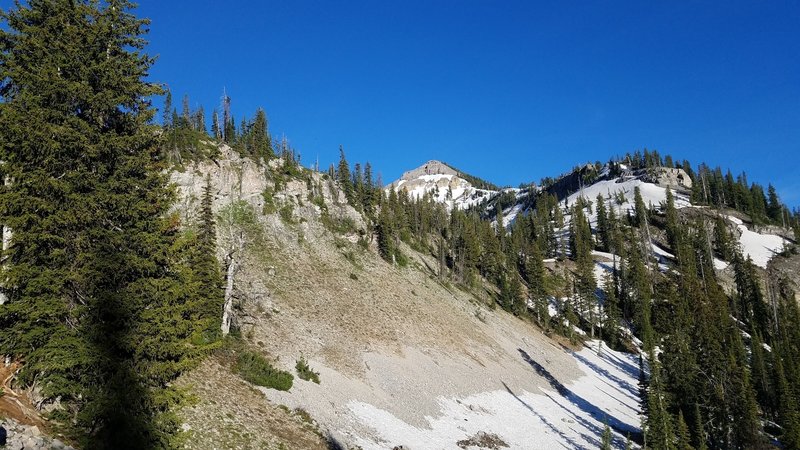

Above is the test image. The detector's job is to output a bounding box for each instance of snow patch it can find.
[349,341,641,450]
[727,216,787,268]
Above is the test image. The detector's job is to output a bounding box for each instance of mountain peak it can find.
[399,160,459,181]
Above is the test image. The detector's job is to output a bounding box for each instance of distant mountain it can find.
[388,160,497,210]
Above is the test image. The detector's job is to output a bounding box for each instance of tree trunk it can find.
[221,253,237,336]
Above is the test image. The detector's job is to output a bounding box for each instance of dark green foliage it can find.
[234,350,294,391]
[377,199,399,264]
[296,356,321,384]
[712,216,734,261]
[676,410,693,450]
[664,188,680,251]
[0,1,218,446]
[633,186,648,228]
[732,252,770,335]
[596,194,611,252]
[524,240,549,326]
[499,271,525,316]
[231,107,273,161]
[601,270,622,349]
[188,176,225,343]
[337,146,354,203]
[601,419,612,450]
[162,92,218,164]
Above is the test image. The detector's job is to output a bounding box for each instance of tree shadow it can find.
[85,290,156,449]
[571,352,639,399]
[500,381,580,450]
[517,348,642,445]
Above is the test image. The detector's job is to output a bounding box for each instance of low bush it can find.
[234,350,294,391]
[295,356,320,384]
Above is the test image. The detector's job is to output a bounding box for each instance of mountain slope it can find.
[169,149,644,449]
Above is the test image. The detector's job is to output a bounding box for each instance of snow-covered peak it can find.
[389,161,496,210]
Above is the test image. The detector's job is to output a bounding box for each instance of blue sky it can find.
[4,1,799,204]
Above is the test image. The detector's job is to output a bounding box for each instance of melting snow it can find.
[349,341,641,450]
[727,216,787,268]
[567,178,689,225]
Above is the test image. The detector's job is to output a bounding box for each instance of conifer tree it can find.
[596,194,611,252]
[194,105,206,134]
[601,270,621,348]
[712,216,733,261]
[377,197,397,264]
[0,1,206,445]
[251,108,272,161]
[775,355,800,449]
[212,108,221,140]
[163,88,173,128]
[665,187,680,251]
[181,94,190,125]
[767,184,782,223]
[646,351,675,450]
[633,186,648,228]
[601,419,612,450]
[191,176,224,340]
[676,410,693,450]
[525,240,549,326]
[692,404,708,450]
[337,146,353,203]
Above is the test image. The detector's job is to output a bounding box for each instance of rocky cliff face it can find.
[0,418,73,450]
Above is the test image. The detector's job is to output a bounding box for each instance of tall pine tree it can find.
[0,1,207,446]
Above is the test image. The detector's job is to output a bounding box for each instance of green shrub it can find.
[321,211,356,234]
[295,356,320,384]
[279,204,295,224]
[262,187,277,214]
[234,351,294,391]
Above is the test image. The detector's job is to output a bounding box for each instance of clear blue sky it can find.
[4,1,800,204]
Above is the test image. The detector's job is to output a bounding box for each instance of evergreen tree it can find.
[775,355,800,449]
[212,108,221,140]
[194,105,206,134]
[163,88,173,128]
[601,419,612,450]
[191,176,224,340]
[376,197,397,264]
[337,145,353,203]
[646,351,675,450]
[596,194,611,252]
[692,404,708,450]
[525,240,549,326]
[633,186,648,228]
[767,184,782,223]
[676,410,693,450]
[0,1,207,445]
[639,354,650,421]
[665,188,680,251]
[181,93,190,125]
[712,216,733,261]
[251,108,272,161]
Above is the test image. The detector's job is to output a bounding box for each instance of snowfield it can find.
[393,173,496,210]
[727,216,788,268]
[349,341,641,450]
[567,178,690,224]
